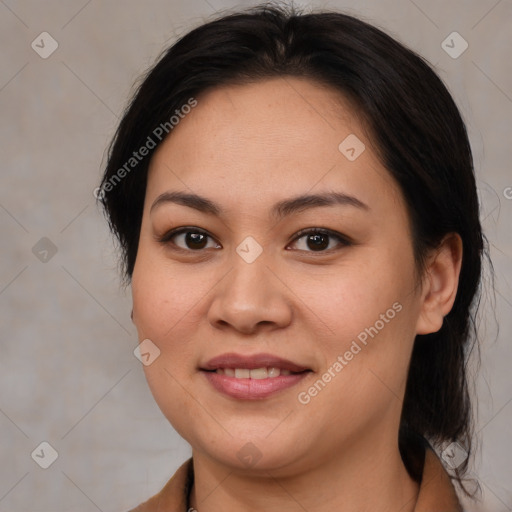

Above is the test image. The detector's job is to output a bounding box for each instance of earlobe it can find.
[415,233,463,335]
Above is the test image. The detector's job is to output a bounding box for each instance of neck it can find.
[189,435,420,512]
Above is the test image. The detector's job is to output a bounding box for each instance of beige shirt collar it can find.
[129,449,462,511]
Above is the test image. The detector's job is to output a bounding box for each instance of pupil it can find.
[187,232,207,249]
[308,233,328,251]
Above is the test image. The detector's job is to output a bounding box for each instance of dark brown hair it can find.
[99,2,486,496]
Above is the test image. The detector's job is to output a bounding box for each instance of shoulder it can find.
[124,458,194,512]
[400,429,463,511]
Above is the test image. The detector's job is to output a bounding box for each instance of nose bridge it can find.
[228,233,271,294]
[207,242,292,333]
[232,248,269,292]
[225,245,273,308]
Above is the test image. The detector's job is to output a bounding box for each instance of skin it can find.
[131,76,462,512]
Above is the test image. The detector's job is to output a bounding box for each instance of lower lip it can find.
[202,371,310,400]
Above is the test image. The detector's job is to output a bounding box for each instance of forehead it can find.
[146,77,402,212]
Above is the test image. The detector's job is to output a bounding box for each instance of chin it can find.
[188,432,312,474]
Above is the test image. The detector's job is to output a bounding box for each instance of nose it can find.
[207,255,293,335]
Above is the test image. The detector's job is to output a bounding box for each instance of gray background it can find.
[0,0,511,511]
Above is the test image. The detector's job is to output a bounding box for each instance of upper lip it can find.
[201,353,310,373]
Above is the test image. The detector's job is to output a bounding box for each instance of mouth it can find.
[200,353,312,399]
[207,367,297,378]
[201,352,311,373]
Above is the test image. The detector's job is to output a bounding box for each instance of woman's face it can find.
[131,77,426,474]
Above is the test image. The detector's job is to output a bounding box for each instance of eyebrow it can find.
[150,190,369,219]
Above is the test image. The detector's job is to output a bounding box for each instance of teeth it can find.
[214,367,295,378]
[268,367,280,378]
[250,367,268,379]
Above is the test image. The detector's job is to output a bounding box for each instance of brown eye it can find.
[182,232,208,250]
[288,229,350,253]
[160,228,220,251]
[304,232,329,251]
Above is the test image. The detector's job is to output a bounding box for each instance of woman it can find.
[99,4,485,511]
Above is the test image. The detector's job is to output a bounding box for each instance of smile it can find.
[213,367,292,378]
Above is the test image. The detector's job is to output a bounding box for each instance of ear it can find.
[415,233,463,335]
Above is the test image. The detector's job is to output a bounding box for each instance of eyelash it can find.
[158,226,352,254]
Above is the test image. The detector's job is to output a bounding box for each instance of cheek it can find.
[131,259,205,436]
[299,255,414,342]
[299,252,418,400]
[132,244,202,336]
[295,285,415,436]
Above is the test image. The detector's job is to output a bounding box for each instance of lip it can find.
[201,352,310,372]
[203,371,310,400]
[200,352,311,400]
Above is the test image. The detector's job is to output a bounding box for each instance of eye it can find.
[159,227,221,251]
[287,228,351,253]
[158,226,351,254]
